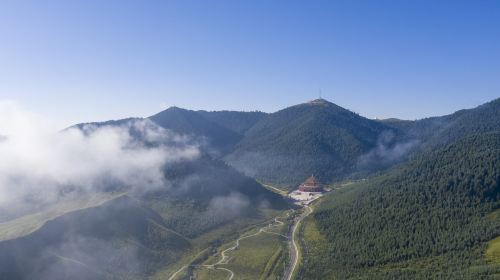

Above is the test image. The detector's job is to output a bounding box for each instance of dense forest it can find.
[149,107,243,154]
[226,99,397,187]
[196,110,267,135]
[383,98,500,149]
[301,132,500,279]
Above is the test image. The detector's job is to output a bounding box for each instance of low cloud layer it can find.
[0,101,200,211]
[358,130,420,169]
[206,192,250,219]
[38,236,141,280]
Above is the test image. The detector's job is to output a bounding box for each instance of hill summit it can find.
[225,98,394,186]
[307,98,331,105]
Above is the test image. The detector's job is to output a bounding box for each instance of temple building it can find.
[298,175,323,193]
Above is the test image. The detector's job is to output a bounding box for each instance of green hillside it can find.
[226,99,396,187]
[149,107,243,154]
[197,110,267,135]
[0,155,289,279]
[300,132,500,279]
[72,98,500,191]
[0,195,192,280]
[382,98,500,149]
[147,156,288,237]
[0,193,121,242]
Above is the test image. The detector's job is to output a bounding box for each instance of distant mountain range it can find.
[78,97,500,188]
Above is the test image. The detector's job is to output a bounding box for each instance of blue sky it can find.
[0,0,499,127]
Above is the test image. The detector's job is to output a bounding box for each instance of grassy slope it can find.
[0,195,288,280]
[0,195,192,279]
[195,268,230,280]
[486,210,500,271]
[222,233,285,279]
[299,215,328,280]
[151,208,287,280]
[0,153,290,279]
[0,192,121,241]
[183,212,290,280]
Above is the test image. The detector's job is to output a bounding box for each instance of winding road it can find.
[169,205,315,280]
[283,205,312,280]
[168,214,288,280]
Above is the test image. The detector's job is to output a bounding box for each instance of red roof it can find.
[298,175,323,192]
[302,175,319,186]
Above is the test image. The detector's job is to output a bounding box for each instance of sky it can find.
[0,0,499,128]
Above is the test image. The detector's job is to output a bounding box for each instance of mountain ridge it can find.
[70,97,500,188]
[5,96,500,279]
[225,98,398,186]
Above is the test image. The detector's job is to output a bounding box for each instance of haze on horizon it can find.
[0,0,499,127]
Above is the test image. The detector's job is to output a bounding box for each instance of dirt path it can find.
[283,205,312,280]
[168,214,288,280]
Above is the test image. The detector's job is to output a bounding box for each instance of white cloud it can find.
[0,101,200,208]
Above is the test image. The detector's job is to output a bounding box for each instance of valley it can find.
[284,205,313,280]
[168,211,291,280]
[0,97,498,279]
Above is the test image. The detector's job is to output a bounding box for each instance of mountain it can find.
[382,97,500,148]
[300,131,500,279]
[149,155,288,237]
[73,98,500,190]
[0,151,288,280]
[72,99,424,189]
[298,98,500,279]
[0,195,191,280]
[5,97,500,279]
[225,99,399,187]
[196,110,267,135]
[149,107,243,154]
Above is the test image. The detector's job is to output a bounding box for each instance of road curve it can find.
[284,205,312,280]
[168,214,288,280]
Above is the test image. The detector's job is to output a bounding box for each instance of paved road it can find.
[283,205,312,280]
[168,215,288,280]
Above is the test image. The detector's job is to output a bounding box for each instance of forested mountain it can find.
[149,107,243,154]
[74,98,500,190]
[196,110,267,135]
[382,97,500,148]
[6,97,500,279]
[74,109,266,156]
[225,99,398,186]
[301,132,500,279]
[73,99,407,187]
[149,155,288,237]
